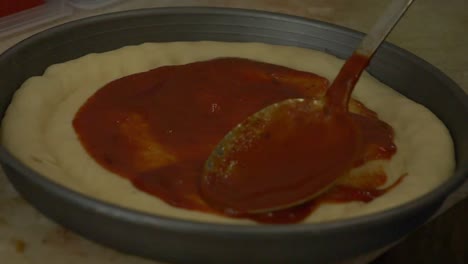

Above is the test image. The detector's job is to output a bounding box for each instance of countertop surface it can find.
[0,1,467,263]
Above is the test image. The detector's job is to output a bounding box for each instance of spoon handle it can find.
[357,0,414,58]
[325,0,414,112]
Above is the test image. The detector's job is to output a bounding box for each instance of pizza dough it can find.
[1,42,455,224]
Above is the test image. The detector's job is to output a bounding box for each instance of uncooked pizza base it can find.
[1,42,455,224]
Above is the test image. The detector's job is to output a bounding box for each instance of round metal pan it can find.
[0,7,467,264]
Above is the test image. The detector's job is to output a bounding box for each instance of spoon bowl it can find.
[201,98,362,213]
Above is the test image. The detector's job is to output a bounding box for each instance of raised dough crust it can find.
[1,42,455,224]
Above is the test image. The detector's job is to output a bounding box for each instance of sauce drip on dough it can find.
[73,58,398,224]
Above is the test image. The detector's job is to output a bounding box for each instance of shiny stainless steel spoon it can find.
[201,0,414,214]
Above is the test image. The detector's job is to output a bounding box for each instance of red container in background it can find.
[0,0,45,17]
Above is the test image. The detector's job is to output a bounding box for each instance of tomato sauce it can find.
[73,57,399,224]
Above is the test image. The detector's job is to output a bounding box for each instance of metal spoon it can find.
[200,0,414,214]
